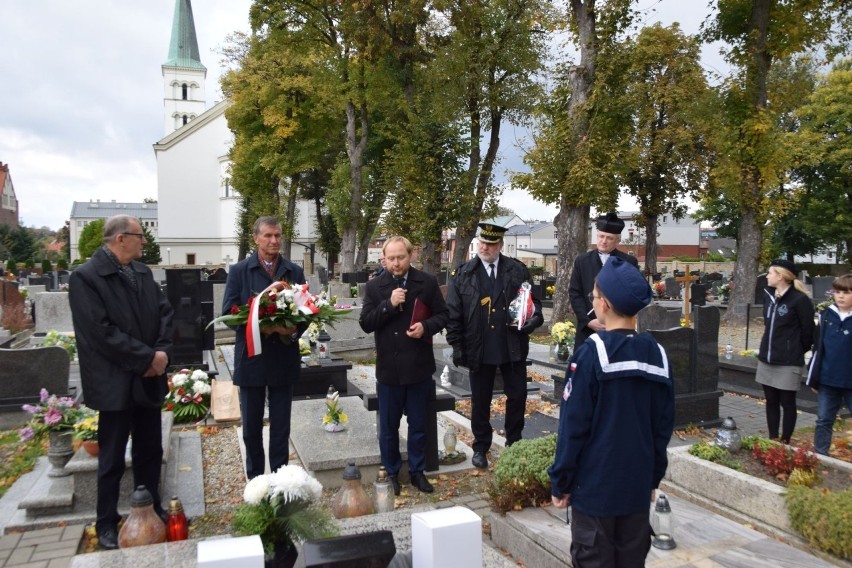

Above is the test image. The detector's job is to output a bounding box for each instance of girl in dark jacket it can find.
[756,259,815,443]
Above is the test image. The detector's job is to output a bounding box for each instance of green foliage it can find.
[139,225,160,265]
[688,441,742,471]
[0,225,37,262]
[5,258,15,271]
[787,468,819,488]
[0,430,46,498]
[77,220,105,260]
[741,435,779,453]
[232,497,337,557]
[24,258,34,269]
[786,485,852,558]
[488,434,556,513]
[56,258,68,270]
[41,259,52,273]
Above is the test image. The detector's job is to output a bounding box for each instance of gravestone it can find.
[636,304,681,334]
[704,272,723,283]
[341,272,358,284]
[812,276,834,303]
[665,277,681,299]
[0,280,24,328]
[0,346,73,429]
[754,273,768,304]
[35,292,73,333]
[307,275,323,295]
[57,271,70,286]
[690,283,707,306]
[649,305,722,428]
[317,266,329,285]
[166,269,212,368]
[208,267,228,282]
[151,268,167,284]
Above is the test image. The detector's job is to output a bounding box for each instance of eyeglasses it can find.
[122,232,145,239]
[587,292,602,302]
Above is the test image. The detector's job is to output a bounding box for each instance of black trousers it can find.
[469,361,527,453]
[240,384,294,479]
[96,406,163,532]
[571,509,651,568]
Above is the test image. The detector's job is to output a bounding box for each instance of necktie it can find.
[489,264,496,282]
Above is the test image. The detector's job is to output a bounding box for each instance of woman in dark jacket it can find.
[756,259,815,443]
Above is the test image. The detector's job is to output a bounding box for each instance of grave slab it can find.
[34,292,73,333]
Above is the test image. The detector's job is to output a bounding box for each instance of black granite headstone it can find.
[665,277,680,299]
[636,304,681,334]
[650,327,694,396]
[302,530,396,568]
[165,268,209,368]
[207,267,228,282]
[812,276,834,303]
[317,266,329,285]
[693,306,720,393]
[341,272,357,284]
[690,283,707,306]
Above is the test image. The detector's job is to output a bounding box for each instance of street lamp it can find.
[167,248,171,265]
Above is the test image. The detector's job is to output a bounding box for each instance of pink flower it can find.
[19,427,35,442]
[39,388,50,403]
[43,408,63,425]
[22,404,40,414]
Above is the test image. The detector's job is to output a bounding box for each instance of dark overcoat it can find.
[568,249,639,345]
[359,267,448,385]
[221,252,306,387]
[69,247,174,411]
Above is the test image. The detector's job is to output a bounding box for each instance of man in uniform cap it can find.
[446,222,543,469]
[568,212,639,347]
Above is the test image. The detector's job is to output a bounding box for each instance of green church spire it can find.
[163,0,206,70]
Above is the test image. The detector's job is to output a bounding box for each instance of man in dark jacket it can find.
[222,216,307,480]
[360,236,448,494]
[446,223,543,469]
[69,215,174,550]
[569,212,639,347]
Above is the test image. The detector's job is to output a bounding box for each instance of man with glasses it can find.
[69,215,174,550]
[568,212,639,347]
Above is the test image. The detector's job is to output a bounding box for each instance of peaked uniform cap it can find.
[477,223,508,244]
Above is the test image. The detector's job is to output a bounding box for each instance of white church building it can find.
[154,0,322,269]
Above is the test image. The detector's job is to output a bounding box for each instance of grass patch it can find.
[0,429,47,498]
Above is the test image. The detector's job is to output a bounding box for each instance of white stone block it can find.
[412,506,482,568]
[197,535,265,568]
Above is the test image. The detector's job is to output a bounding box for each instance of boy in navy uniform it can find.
[549,257,675,568]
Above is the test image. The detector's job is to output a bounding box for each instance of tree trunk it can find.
[282,174,298,261]
[341,99,368,273]
[644,214,658,275]
[724,209,762,327]
[552,201,589,324]
[419,240,441,275]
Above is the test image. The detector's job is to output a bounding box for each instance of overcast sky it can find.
[1,0,726,231]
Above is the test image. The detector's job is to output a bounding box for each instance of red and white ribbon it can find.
[246,282,282,358]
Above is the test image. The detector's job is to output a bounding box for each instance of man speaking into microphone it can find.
[360,236,448,494]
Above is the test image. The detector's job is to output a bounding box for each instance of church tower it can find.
[162,0,206,136]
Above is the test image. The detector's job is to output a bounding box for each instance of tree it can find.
[77,220,105,260]
[140,225,161,265]
[614,23,711,274]
[789,59,852,263]
[703,0,851,326]
[515,0,636,323]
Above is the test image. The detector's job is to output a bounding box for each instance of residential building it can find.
[69,201,158,262]
[0,162,19,229]
[595,211,701,261]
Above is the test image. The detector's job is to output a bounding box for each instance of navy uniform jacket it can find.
[221,252,306,388]
[359,267,448,386]
[548,330,674,517]
[568,249,639,345]
[69,247,174,411]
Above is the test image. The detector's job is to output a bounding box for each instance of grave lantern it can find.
[317,326,331,359]
[374,466,395,513]
[332,462,374,519]
[715,416,742,452]
[651,493,677,550]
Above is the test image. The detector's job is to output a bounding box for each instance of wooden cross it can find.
[675,265,700,326]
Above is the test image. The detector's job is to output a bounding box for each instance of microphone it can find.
[395,276,405,312]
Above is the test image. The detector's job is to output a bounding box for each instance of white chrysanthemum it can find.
[191,369,209,381]
[282,289,295,300]
[276,295,289,310]
[244,475,271,504]
[171,373,189,387]
[192,381,211,395]
[269,465,322,503]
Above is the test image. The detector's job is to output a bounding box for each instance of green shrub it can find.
[487,434,556,513]
[786,485,852,558]
[688,441,742,471]
[57,258,68,270]
[41,259,52,273]
[5,259,15,272]
[741,435,779,453]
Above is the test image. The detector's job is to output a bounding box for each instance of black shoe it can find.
[98,527,119,550]
[389,474,401,496]
[472,451,488,469]
[410,473,434,493]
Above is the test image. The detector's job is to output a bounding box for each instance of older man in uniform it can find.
[568,212,639,347]
[446,223,543,469]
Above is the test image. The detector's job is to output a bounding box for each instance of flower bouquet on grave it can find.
[73,408,99,441]
[232,465,338,560]
[162,368,212,423]
[551,321,575,361]
[209,282,352,358]
[653,281,666,298]
[322,387,348,432]
[19,388,84,441]
[43,330,77,360]
[815,289,835,313]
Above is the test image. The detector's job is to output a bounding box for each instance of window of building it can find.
[186,254,196,265]
[182,115,188,125]
[182,84,188,100]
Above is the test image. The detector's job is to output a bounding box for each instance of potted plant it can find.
[162,368,212,423]
[232,465,338,567]
[323,388,348,432]
[19,388,84,476]
[550,321,576,362]
[74,409,99,456]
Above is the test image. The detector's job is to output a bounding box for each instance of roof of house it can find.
[505,222,553,236]
[70,201,158,219]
